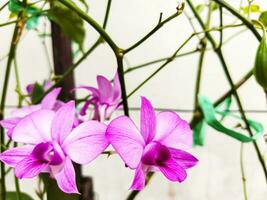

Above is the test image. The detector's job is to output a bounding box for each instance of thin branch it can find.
[186,0,267,183]
[124,3,185,54]
[240,144,249,200]
[58,0,118,53]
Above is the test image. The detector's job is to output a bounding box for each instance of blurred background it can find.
[1,0,267,199]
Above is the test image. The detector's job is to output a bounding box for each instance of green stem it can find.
[126,34,194,99]
[34,0,113,104]
[116,54,129,116]
[0,20,18,27]
[124,3,184,54]
[124,49,199,74]
[212,0,261,41]
[187,0,267,183]
[58,0,118,53]
[0,15,24,200]
[240,144,249,200]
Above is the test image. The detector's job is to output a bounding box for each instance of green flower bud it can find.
[253,31,267,92]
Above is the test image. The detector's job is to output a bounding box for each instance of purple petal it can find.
[63,121,109,164]
[106,116,144,169]
[130,164,146,190]
[52,157,79,194]
[154,112,192,150]
[15,155,48,179]
[168,147,198,169]
[12,110,55,144]
[79,99,93,116]
[97,75,113,103]
[43,80,52,91]
[140,97,156,143]
[112,72,121,102]
[0,146,34,167]
[52,101,75,144]
[41,88,61,109]
[159,159,187,182]
[26,84,34,95]
[11,105,41,118]
[0,117,20,137]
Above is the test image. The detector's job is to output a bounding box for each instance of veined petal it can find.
[41,88,61,109]
[106,116,144,169]
[15,155,48,179]
[12,110,55,144]
[130,164,146,191]
[52,101,75,144]
[0,117,20,137]
[97,75,113,103]
[168,148,198,169]
[11,105,41,118]
[154,112,192,150]
[159,159,187,182]
[63,121,109,164]
[52,157,79,194]
[140,97,156,143]
[0,145,34,167]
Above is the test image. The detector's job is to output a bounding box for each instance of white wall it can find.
[1,0,267,199]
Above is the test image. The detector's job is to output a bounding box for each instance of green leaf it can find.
[7,191,34,200]
[259,11,267,28]
[242,4,261,14]
[31,83,45,103]
[198,96,263,143]
[8,0,23,13]
[48,1,85,48]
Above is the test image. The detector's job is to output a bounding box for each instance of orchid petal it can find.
[168,148,198,169]
[12,110,55,144]
[63,121,109,164]
[0,117,20,137]
[0,146,34,167]
[112,73,121,102]
[97,75,113,103]
[11,105,41,118]
[106,116,144,169]
[41,88,61,109]
[130,164,146,191]
[53,157,79,194]
[52,101,75,144]
[154,112,192,150]
[15,155,48,179]
[140,97,156,143]
[159,159,187,182]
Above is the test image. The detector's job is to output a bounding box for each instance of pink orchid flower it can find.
[77,73,121,122]
[0,88,62,138]
[106,97,198,190]
[0,101,109,193]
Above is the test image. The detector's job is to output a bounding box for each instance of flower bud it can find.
[253,31,267,92]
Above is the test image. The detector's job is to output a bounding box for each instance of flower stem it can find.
[187,0,267,183]
[240,144,249,200]
[0,12,25,200]
[124,3,185,54]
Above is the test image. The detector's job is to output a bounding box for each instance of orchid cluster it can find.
[0,73,197,194]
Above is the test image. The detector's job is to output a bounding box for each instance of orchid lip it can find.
[32,141,65,166]
[141,142,171,167]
